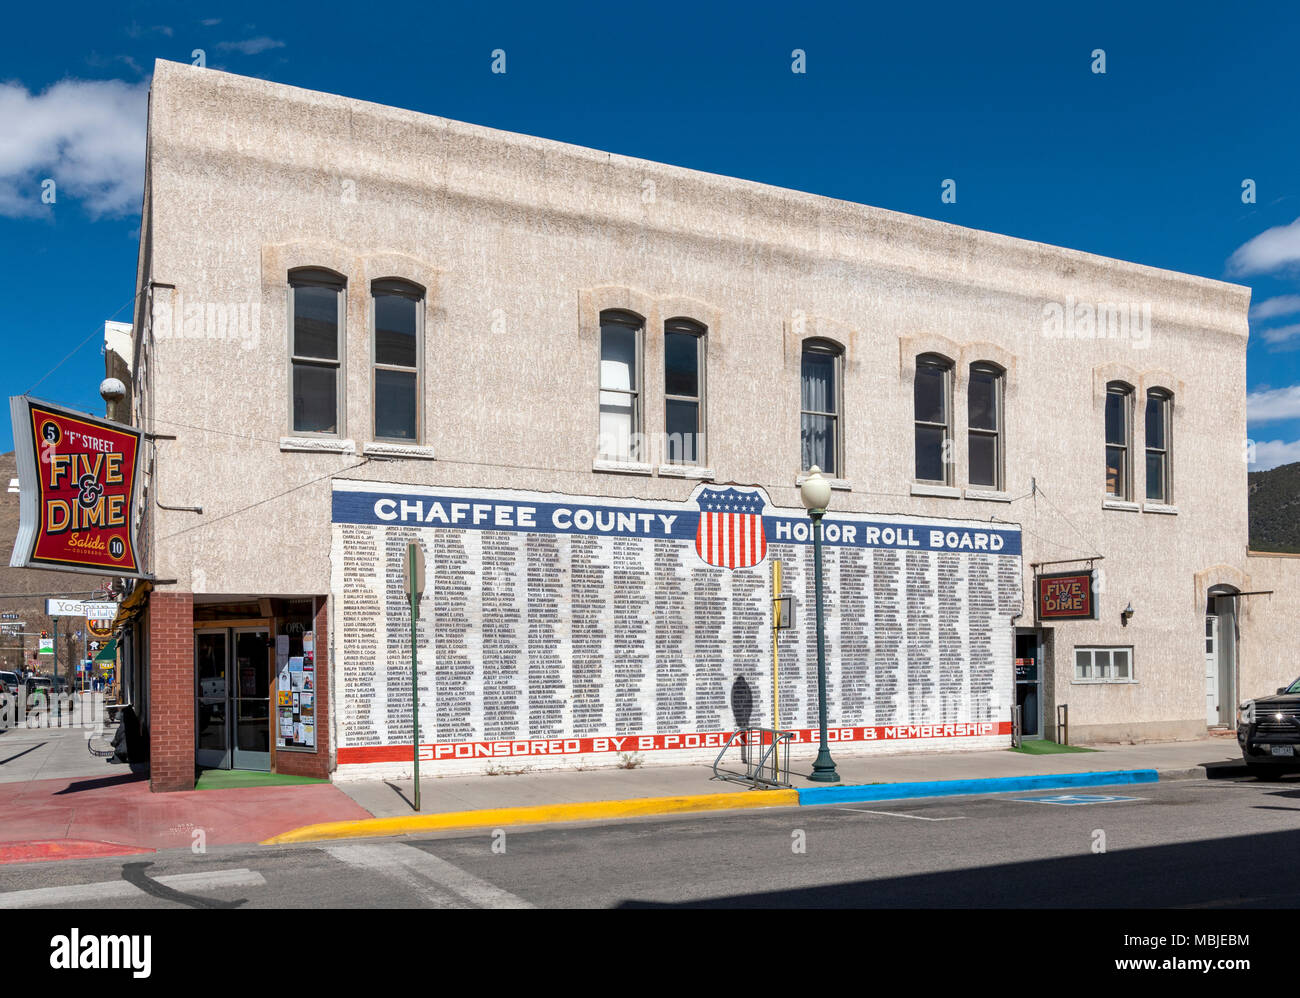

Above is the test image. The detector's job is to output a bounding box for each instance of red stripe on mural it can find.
[338,722,1013,765]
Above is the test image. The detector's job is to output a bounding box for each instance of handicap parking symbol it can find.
[1014,793,1143,806]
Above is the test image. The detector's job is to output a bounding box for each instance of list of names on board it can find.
[330,482,1023,766]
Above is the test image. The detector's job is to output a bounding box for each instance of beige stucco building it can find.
[114,59,1297,791]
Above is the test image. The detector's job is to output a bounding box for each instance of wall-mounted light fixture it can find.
[1121,601,1135,626]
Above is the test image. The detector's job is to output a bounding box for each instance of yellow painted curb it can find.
[262,789,800,844]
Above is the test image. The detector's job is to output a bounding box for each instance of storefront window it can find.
[274,600,318,751]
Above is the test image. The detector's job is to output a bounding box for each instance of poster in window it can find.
[276,657,317,749]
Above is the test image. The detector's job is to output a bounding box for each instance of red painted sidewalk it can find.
[0,773,372,863]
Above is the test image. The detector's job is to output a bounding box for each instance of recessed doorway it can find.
[195,626,271,771]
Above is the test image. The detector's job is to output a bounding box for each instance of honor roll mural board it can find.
[330,481,1023,778]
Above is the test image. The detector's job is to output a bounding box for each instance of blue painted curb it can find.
[796,769,1159,806]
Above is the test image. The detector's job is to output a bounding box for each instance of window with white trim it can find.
[598,310,643,462]
[372,278,423,442]
[800,339,842,476]
[664,318,705,466]
[914,353,953,484]
[968,362,1004,489]
[289,268,345,435]
[1105,382,1133,500]
[1145,389,1172,503]
[1074,645,1134,682]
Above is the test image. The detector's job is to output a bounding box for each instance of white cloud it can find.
[0,77,148,219]
[217,36,285,55]
[1250,438,1300,470]
[1247,383,1300,423]
[1250,294,1300,321]
[1228,216,1300,276]
[125,23,173,39]
[1260,322,1300,346]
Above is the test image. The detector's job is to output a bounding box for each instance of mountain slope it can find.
[1249,461,1300,554]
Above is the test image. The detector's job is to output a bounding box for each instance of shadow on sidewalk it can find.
[385,780,416,809]
[52,771,150,795]
[0,743,46,766]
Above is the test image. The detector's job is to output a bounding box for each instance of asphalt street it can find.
[4,776,1300,908]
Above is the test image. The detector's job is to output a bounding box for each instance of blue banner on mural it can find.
[331,483,1021,556]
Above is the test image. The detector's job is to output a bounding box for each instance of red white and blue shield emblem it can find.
[695,487,767,569]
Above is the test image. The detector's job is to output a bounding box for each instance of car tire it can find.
[1248,764,1287,781]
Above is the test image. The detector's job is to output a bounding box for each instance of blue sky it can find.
[3,1,1300,465]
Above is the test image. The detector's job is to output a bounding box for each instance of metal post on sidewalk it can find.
[771,558,781,784]
[404,543,426,812]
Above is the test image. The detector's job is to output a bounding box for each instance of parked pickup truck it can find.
[1238,678,1300,778]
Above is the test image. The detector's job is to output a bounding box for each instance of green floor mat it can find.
[1009,740,1096,755]
[194,769,330,790]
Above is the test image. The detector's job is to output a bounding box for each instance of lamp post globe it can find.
[800,465,832,512]
[800,466,840,783]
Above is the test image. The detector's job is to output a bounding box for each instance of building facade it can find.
[116,60,1296,791]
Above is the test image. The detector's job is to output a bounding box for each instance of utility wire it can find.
[25,293,140,396]
[156,458,372,542]
[1031,483,1104,557]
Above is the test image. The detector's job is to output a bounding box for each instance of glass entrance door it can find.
[232,628,271,771]
[1205,614,1220,726]
[195,629,231,769]
[1014,630,1043,739]
[195,627,271,771]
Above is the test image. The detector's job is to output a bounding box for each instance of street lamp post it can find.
[800,466,840,783]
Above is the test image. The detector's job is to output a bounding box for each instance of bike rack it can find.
[711,727,795,790]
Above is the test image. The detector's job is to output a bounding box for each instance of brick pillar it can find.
[148,591,195,792]
[275,597,332,779]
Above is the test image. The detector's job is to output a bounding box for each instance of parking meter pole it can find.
[409,544,420,813]
[771,559,782,783]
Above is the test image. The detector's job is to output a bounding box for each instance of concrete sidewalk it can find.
[0,726,370,864]
[334,737,1246,820]
[0,721,132,785]
[0,771,373,863]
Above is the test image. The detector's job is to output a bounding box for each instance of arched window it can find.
[1105,381,1134,500]
[289,268,345,435]
[598,310,643,462]
[801,339,842,475]
[914,353,953,484]
[1145,388,1172,503]
[968,362,1004,489]
[664,318,705,466]
[372,278,424,442]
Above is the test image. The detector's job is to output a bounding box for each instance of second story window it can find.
[1105,382,1133,500]
[968,362,1004,489]
[372,279,423,442]
[598,310,642,462]
[289,269,345,435]
[1145,389,1172,502]
[664,319,705,465]
[914,354,952,484]
[800,340,842,476]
